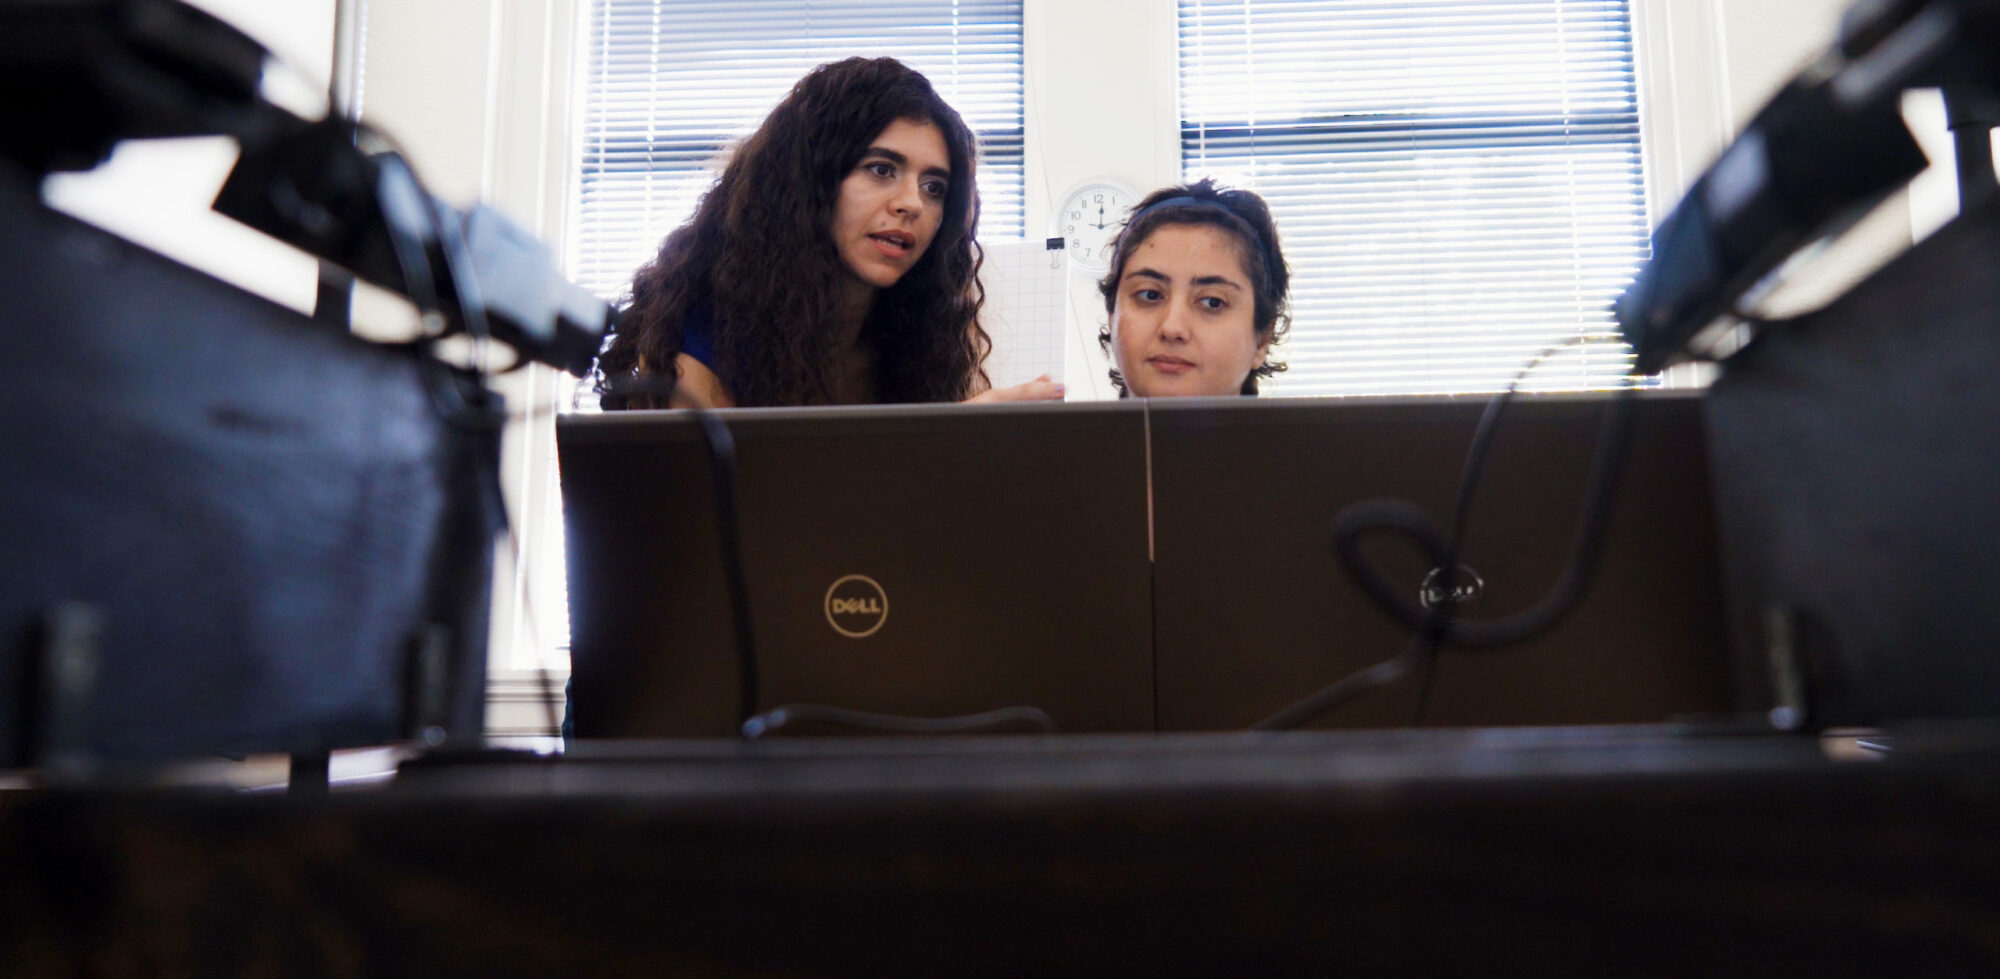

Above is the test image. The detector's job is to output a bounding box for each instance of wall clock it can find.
[1049,177,1141,273]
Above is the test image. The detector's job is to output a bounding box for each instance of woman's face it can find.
[831,118,951,293]
[1108,223,1269,397]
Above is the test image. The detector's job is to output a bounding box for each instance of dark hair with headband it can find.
[1097,178,1290,395]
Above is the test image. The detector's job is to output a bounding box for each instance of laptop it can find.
[559,402,1155,737]
[1146,391,1744,731]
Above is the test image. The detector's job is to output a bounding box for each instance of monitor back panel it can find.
[0,175,493,765]
[561,403,1155,737]
[1148,392,1739,731]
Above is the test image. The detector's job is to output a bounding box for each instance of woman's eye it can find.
[1197,295,1228,310]
[922,179,948,199]
[865,161,895,178]
[1133,288,1165,303]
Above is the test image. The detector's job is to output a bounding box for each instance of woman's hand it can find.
[966,374,1065,404]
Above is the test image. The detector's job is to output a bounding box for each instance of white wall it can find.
[358,0,584,692]
[1025,2,1181,394]
[40,0,337,313]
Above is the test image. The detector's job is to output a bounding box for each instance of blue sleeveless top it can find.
[679,304,720,371]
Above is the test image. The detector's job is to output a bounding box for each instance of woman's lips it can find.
[869,231,914,259]
[1148,355,1195,375]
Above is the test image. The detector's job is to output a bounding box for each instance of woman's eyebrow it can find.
[1124,268,1244,290]
[861,146,951,181]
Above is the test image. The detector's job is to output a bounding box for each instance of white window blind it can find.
[1179,0,1651,396]
[569,0,1026,301]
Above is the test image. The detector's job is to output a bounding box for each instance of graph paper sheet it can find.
[978,238,1069,389]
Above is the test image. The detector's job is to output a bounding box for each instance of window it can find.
[1179,0,1651,396]
[568,0,1027,301]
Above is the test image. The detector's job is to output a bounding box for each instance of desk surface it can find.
[7,726,2000,976]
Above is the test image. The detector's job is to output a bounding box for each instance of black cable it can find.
[1406,377,1553,724]
[1254,634,1437,732]
[1337,385,1638,649]
[1250,496,1455,731]
[375,155,441,321]
[1253,337,1640,731]
[369,140,558,743]
[333,128,497,428]
[361,145,502,433]
[691,410,762,730]
[431,196,495,354]
[1408,654,1441,727]
[427,188,512,424]
[372,155,476,423]
[741,704,1057,739]
[409,164,572,744]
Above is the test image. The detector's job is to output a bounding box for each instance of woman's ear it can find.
[1252,336,1272,371]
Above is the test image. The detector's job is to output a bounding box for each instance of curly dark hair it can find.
[594,57,990,408]
[1097,178,1290,396]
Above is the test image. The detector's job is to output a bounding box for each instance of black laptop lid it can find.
[560,402,1155,737]
[1147,391,1739,731]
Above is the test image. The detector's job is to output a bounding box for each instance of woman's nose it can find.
[1157,299,1192,341]
[889,178,923,215]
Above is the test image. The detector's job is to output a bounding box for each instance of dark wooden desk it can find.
[5,726,1999,976]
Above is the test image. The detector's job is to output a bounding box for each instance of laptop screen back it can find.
[560,403,1155,737]
[1146,391,1739,731]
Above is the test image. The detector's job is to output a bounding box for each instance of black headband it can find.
[1120,194,1276,287]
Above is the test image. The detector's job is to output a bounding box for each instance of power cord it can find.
[369,135,565,742]
[741,704,1057,738]
[690,409,762,730]
[1254,337,1642,731]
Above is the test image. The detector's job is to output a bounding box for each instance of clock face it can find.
[1052,180,1140,273]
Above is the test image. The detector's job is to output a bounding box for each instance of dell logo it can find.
[1419,563,1485,617]
[824,574,889,638]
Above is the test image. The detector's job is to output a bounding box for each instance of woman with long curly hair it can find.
[594,57,1060,409]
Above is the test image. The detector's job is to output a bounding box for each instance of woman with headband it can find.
[1098,179,1290,397]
